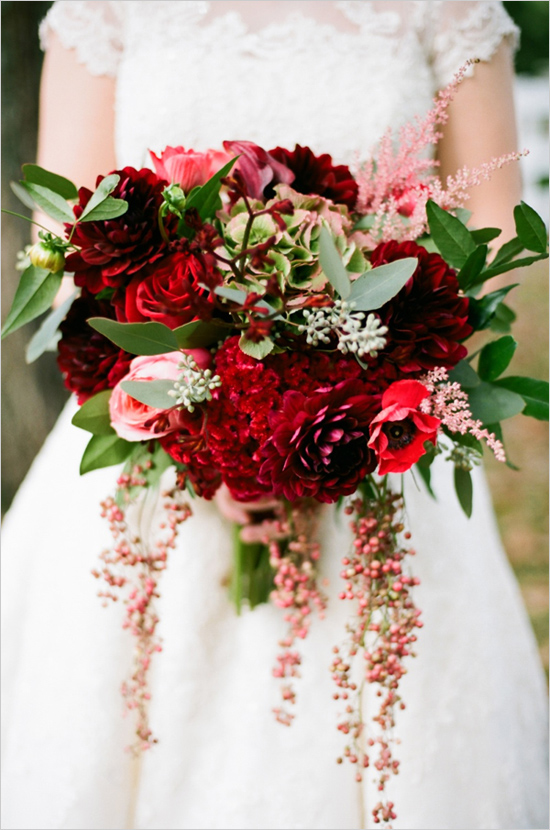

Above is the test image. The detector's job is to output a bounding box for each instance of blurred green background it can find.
[1,2,548,669]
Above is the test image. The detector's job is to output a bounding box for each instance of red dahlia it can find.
[258,379,378,503]
[57,290,133,404]
[370,240,472,373]
[65,167,170,295]
[268,144,358,209]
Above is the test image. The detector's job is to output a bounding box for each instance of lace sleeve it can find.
[422,1,520,89]
[39,0,124,78]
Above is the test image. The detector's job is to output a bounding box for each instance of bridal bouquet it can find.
[4,65,548,826]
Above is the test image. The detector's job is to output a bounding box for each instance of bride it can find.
[2,2,548,829]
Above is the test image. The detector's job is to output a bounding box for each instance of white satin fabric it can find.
[3,3,548,828]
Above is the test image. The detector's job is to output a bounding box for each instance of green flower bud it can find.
[162,184,187,217]
[29,242,65,273]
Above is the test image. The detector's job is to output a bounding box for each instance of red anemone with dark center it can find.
[368,380,440,474]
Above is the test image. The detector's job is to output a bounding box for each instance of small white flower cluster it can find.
[167,354,222,413]
[299,299,388,359]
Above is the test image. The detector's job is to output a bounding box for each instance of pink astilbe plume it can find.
[420,367,506,461]
[354,61,526,247]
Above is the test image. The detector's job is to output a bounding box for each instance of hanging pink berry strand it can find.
[332,483,422,827]
[95,463,192,753]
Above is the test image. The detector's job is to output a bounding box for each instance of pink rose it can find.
[149,146,230,191]
[109,350,211,442]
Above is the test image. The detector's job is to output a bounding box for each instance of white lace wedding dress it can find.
[2,3,548,829]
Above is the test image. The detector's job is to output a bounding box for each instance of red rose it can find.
[124,250,217,328]
[258,379,378,503]
[370,240,472,374]
[66,167,170,294]
[368,380,440,475]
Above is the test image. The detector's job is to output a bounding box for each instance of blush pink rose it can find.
[149,146,231,192]
[109,349,211,442]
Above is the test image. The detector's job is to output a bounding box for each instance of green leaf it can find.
[513,201,548,253]
[87,318,179,355]
[467,382,525,424]
[485,421,519,471]
[80,433,133,475]
[25,288,79,363]
[79,173,120,220]
[173,319,228,348]
[477,253,548,282]
[22,163,78,200]
[456,245,488,290]
[79,196,128,222]
[10,181,38,210]
[415,462,435,498]
[426,200,476,268]
[448,360,480,388]
[71,389,115,435]
[454,467,473,518]
[489,302,516,334]
[238,334,274,359]
[121,379,176,409]
[184,156,239,223]
[467,284,517,331]
[348,258,417,310]
[446,429,484,455]
[1,266,62,339]
[319,226,351,299]
[491,236,525,267]
[493,376,549,421]
[470,227,501,245]
[19,181,75,223]
[353,215,376,231]
[477,336,517,382]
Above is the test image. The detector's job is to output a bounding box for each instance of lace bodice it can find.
[40,1,518,168]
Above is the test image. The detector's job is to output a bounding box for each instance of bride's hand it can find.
[214,484,287,544]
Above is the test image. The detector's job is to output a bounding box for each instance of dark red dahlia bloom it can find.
[204,337,381,503]
[65,167,169,294]
[258,379,378,503]
[268,144,358,209]
[57,290,133,404]
[368,380,440,475]
[370,240,472,373]
[123,249,218,328]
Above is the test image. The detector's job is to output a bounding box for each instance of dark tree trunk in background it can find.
[1,1,66,515]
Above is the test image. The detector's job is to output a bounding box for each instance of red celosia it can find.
[370,240,472,373]
[66,167,170,294]
[368,380,440,474]
[57,290,133,404]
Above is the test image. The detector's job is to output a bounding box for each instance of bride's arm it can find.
[37,33,117,188]
[34,33,117,306]
[436,40,522,242]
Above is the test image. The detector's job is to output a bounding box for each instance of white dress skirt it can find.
[2,2,548,828]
